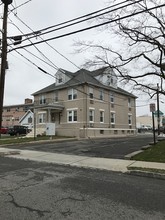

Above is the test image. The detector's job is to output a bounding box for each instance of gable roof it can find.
[19,109,33,123]
[32,67,136,98]
[90,66,108,76]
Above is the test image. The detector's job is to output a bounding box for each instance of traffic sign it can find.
[150,103,155,112]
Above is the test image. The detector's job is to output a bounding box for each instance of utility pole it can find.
[0,0,12,137]
[157,83,160,135]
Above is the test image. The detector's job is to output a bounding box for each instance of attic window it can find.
[58,73,63,83]
[58,77,62,83]
[28,116,32,123]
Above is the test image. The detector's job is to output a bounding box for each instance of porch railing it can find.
[34,98,63,106]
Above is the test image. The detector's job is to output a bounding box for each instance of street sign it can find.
[153,110,164,117]
[150,103,155,112]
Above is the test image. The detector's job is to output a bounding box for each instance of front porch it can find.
[29,99,64,136]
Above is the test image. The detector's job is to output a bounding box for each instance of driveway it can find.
[6,134,154,159]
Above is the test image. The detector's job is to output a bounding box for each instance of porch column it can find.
[48,109,51,123]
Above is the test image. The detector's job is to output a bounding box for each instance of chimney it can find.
[24,98,33,104]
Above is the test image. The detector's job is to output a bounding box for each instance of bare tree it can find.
[75,0,165,96]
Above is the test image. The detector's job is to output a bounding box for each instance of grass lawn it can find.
[131,140,165,163]
[0,135,73,145]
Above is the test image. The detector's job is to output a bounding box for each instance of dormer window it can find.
[58,73,63,83]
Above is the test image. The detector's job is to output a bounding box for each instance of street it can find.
[0,156,164,220]
[7,134,153,159]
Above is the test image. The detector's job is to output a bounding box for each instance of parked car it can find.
[0,126,8,134]
[8,125,28,136]
[140,125,152,131]
[154,126,165,133]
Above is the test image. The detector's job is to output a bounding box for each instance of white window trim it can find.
[110,93,114,103]
[99,89,104,100]
[67,109,78,123]
[128,98,131,108]
[38,112,46,124]
[100,110,104,123]
[89,87,94,99]
[68,89,77,100]
[89,109,95,122]
[128,113,132,125]
[110,111,115,124]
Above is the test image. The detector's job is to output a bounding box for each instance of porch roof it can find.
[34,103,64,112]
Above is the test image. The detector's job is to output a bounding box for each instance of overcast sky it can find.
[1,0,164,116]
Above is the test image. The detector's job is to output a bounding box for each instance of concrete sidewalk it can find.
[0,147,165,177]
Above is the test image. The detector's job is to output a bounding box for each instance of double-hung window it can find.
[99,89,104,100]
[89,109,94,122]
[54,92,58,101]
[128,114,132,125]
[68,89,77,100]
[128,98,131,108]
[89,87,94,99]
[67,109,77,122]
[110,93,114,103]
[39,95,46,105]
[110,111,115,124]
[100,110,104,123]
[38,112,46,123]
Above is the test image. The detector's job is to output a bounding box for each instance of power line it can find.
[6,0,142,72]
[8,3,165,53]
[8,0,140,39]
[9,0,143,44]
[8,13,80,71]
[5,1,148,104]
[10,0,32,13]
[8,17,59,71]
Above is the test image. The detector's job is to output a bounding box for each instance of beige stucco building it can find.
[32,67,137,138]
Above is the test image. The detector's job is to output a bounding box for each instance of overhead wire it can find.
[10,0,32,13]
[8,17,59,72]
[7,0,135,71]
[8,3,165,53]
[8,0,140,39]
[8,0,143,44]
[7,0,144,72]
[8,12,80,71]
[5,0,156,107]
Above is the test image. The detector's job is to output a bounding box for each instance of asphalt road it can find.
[7,134,153,159]
[0,156,164,220]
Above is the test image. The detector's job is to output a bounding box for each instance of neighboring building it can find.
[137,111,164,129]
[19,109,34,129]
[136,115,153,129]
[2,98,33,127]
[32,67,137,138]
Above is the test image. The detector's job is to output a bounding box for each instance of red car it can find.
[0,126,8,134]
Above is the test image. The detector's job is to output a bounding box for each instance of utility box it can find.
[46,123,55,136]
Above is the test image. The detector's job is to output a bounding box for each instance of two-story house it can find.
[32,67,137,138]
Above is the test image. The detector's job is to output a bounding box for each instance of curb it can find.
[0,151,20,156]
[127,170,165,180]
[0,137,78,147]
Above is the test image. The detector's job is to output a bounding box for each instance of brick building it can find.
[2,98,33,127]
